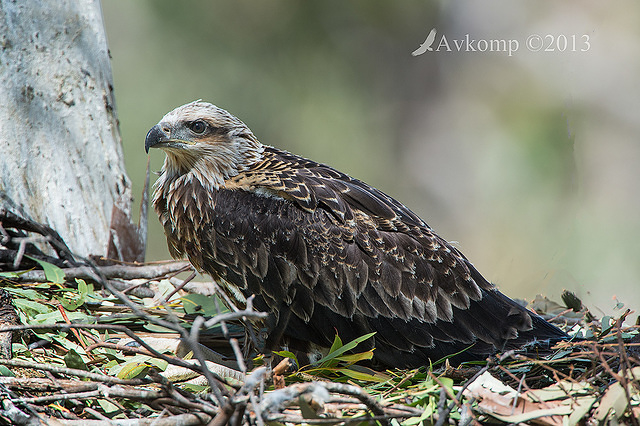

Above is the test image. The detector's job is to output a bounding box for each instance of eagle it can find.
[145,101,567,369]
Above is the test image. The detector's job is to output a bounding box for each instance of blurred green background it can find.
[102,1,640,316]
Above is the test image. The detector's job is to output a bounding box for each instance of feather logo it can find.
[412,28,437,56]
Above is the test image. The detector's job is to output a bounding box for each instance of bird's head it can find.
[145,101,264,187]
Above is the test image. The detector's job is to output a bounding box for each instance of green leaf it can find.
[97,398,120,415]
[117,362,149,380]
[335,350,374,364]
[64,349,88,371]
[338,366,388,383]
[26,256,65,284]
[33,310,92,324]
[181,383,209,393]
[181,293,224,316]
[143,323,176,333]
[316,332,376,366]
[328,333,343,354]
[11,343,29,356]
[549,349,574,360]
[439,376,454,394]
[0,365,14,377]
[77,278,89,296]
[0,271,20,279]
[6,287,45,301]
[104,359,120,369]
[56,281,91,311]
[119,355,167,373]
[274,350,299,368]
[147,357,168,371]
[600,315,614,337]
[13,299,53,316]
[57,293,85,311]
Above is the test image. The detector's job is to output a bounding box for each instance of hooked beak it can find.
[144,124,195,153]
[145,125,168,153]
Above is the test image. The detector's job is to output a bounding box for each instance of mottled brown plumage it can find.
[145,101,567,368]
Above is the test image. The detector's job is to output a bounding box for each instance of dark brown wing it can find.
[163,147,567,367]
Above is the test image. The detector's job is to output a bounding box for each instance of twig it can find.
[0,397,45,426]
[85,341,170,358]
[208,280,242,312]
[513,372,526,414]
[435,387,447,426]
[0,377,98,393]
[0,207,77,265]
[159,270,196,305]
[43,412,213,425]
[12,236,50,268]
[84,406,111,421]
[185,315,226,406]
[0,358,148,385]
[123,262,194,296]
[229,338,246,374]
[203,300,268,328]
[250,392,264,426]
[14,384,165,404]
[66,259,222,399]
[13,261,192,282]
[165,387,219,416]
[57,305,91,354]
[323,382,386,419]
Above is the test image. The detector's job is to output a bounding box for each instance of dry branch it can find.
[12,261,192,283]
[0,358,149,386]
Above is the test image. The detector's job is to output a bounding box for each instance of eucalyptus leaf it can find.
[335,350,374,364]
[274,350,299,368]
[181,293,222,316]
[57,293,85,311]
[0,365,14,377]
[316,332,376,366]
[6,287,44,300]
[33,310,92,324]
[13,299,53,316]
[339,367,387,383]
[97,398,120,415]
[0,271,19,279]
[117,362,149,380]
[64,349,88,371]
[328,333,343,354]
[181,383,209,393]
[26,256,65,284]
[76,278,89,296]
[143,323,176,333]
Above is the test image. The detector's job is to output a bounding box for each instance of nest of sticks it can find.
[1,207,639,425]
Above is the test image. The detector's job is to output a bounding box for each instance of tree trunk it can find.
[0,0,143,261]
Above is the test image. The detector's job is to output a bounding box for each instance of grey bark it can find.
[0,0,142,259]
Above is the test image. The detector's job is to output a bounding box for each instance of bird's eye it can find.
[190,120,207,134]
